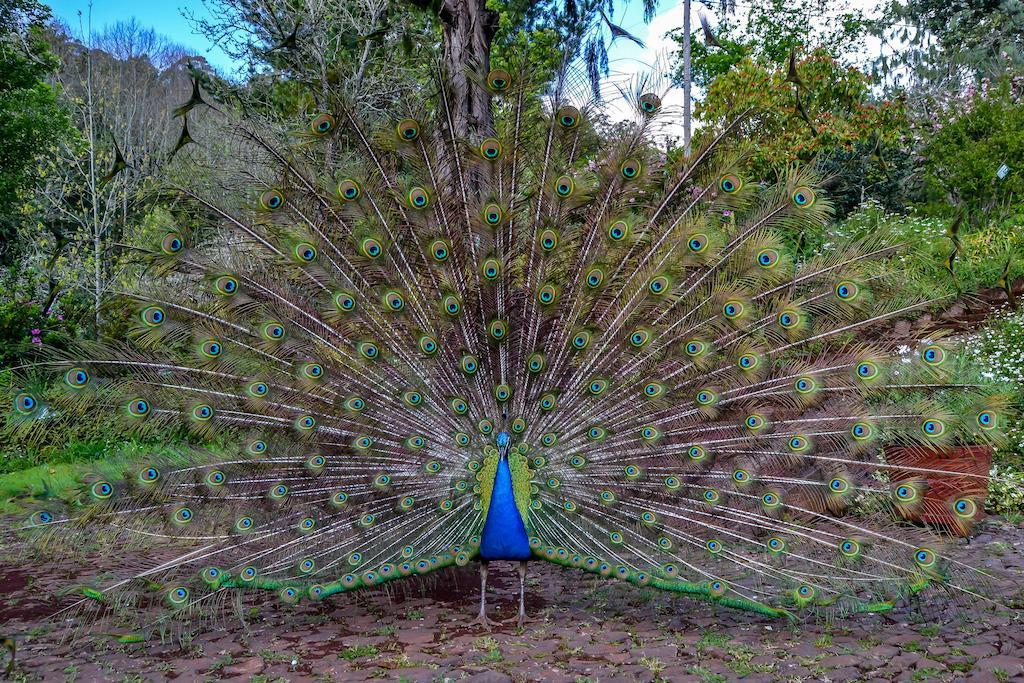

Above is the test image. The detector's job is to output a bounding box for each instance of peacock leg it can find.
[502,560,531,627]
[469,561,498,629]
[516,560,528,627]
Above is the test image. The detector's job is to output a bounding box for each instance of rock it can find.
[464,670,513,683]
[221,657,265,678]
[975,655,1024,675]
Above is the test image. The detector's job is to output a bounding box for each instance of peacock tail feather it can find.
[6,54,1016,636]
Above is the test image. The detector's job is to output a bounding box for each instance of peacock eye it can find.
[361,237,383,258]
[835,281,859,301]
[396,118,421,141]
[608,220,629,241]
[429,239,450,262]
[537,283,558,305]
[528,353,545,373]
[64,367,90,389]
[259,189,285,210]
[554,175,574,198]
[539,228,559,252]
[200,340,222,358]
[127,398,151,417]
[338,178,361,201]
[620,159,641,180]
[419,335,438,355]
[294,242,317,262]
[479,138,502,160]
[638,92,661,114]
[688,233,709,253]
[483,204,502,225]
[557,105,580,128]
[334,291,356,311]
[792,186,815,207]
[310,113,335,135]
[586,267,604,288]
[756,248,779,268]
[140,305,165,327]
[648,275,669,294]
[487,69,511,91]
[719,174,742,193]
[214,275,238,296]
[384,290,405,312]
[407,187,430,209]
[481,258,501,280]
[161,231,184,254]
[921,345,945,365]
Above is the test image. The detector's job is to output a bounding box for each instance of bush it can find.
[963,308,1024,516]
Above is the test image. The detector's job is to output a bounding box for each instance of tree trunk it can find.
[439,0,500,137]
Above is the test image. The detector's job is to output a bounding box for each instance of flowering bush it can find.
[963,308,1024,516]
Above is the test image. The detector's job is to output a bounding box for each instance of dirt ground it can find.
[2,518,1023,683]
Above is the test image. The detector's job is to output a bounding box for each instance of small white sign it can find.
[997,163,1010,179]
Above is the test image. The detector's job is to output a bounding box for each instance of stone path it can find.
[2,518,1023,682]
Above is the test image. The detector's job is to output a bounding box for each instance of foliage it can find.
[675,0,870,90]
[920,78,1024,214]
[877,0,1024,90]
[0,298,83,367]
[834,200,1024,300]
[0,0,76,265]
[694,49,908,216]
[963,307,1024,515]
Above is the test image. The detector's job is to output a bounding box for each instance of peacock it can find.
[6,50,1016,639]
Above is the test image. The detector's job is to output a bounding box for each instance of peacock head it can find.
[496,431,511,457]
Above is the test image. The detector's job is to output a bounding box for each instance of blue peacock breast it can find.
[479,452,532,561]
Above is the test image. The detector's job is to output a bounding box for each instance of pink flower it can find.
[30,328,41,335]
[57,314,64,321]
[723,210,733,217]
[31,336,42,344]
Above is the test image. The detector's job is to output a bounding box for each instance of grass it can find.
[339,645,379,660]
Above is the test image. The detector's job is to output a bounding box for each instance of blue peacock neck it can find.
[478,432,532,561]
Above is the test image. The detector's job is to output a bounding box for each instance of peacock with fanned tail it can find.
[7,54,1016,636]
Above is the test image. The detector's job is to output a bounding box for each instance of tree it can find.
[0,0,76,266]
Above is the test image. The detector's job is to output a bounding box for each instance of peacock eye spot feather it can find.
[479,138,502,160]
[978,410,996,428]
[528,353,546,373]
[608,220,628,241]
[127,398,151,417]
[921,345,945,365]
[835,281,860,301]
[620,159,641,179]
[719,174,742,193]
[586,267,604,288]
[407,187,430,209]
[792,186,816,207]
[723,301,743,319]
[487,69,511,91]
[140,305,165,327]
[64,367,90,389]
[338,179,360,201]
[638,92,661,114]
[688,234,709,253]
[703,489,719,503]
[161,231,184,254]
[856,361,879,379]
[922,419,946,437]
[556,105,580,128]
[757,248,780,268]
[259,189,285,210]
[648,275,669,294]
[310,113,335,135]
[830,477,850,493]
[554,175,574,198]
[396,118,421,141]
[294,242,317,262]
[914,548,937,567]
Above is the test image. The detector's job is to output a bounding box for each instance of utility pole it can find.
[682,0,692,156]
